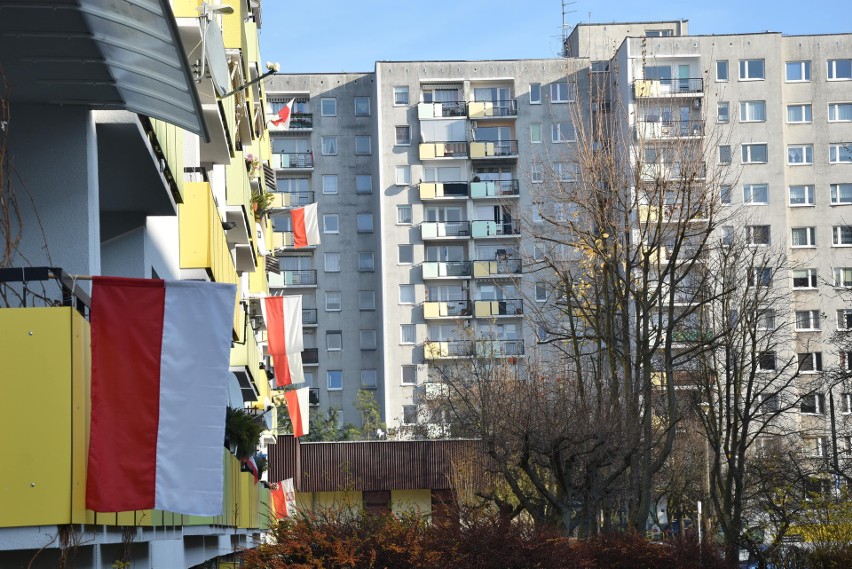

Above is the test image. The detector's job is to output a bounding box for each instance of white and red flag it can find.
[262,295,304,386]
[269,99,294,129]
[86,277,236,515]
[284,387,310,438]
[291,203,320,248]
[270,478,297,519]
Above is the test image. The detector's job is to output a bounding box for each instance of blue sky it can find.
[259,1,840,73]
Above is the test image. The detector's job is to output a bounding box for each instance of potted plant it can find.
[251,190,276,219]
[244,153,261,179]
[224,407,263,460]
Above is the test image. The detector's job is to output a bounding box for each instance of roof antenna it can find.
[561,0,577,57]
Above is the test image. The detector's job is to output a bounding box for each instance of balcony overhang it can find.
[230,367,259,403]
[0,0,209,142]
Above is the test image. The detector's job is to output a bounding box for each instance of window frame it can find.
[549,81,572,103]
[837,309,852,331]
[359,329,378,350]
[354,135,372,156]
[529,83,541,104]
[320,135,338,156]
[327,370,343,391]
[322,213,339,234]
[324,252,341,272]
[800,391,825,412]
[742,143,768,164]
[322,174,338,195]
[719,145,732,164]
[398,244,414,265]
[320,97,337,117]
[831,184,852,205]
[743,184,769,205]
[401,365,417,385]
[530,122,542,143]
[786,103,813,124]
[795,310,821,332]
[717,101,730,123]
[397,204,413,225]
[393,86,409,106]
[356,212,374,233]
[716,60,729,82]
[834,267,852,287]
[828,102,852,122]
[787,144,814,165]
[395,165,411,186]
[358,251,375,272]
[325,291,342,312]
[399,284,415,305]
[360,368,378,388]
[551,122,575,143]
[757,351,776,371]
[739,59,765,81]
[833,226,852,246]
[827,59,852,81]
[792,268,818,288]
[400,324,416,345]
[740,100,766,122]
[829,143,852,164]
[354,96,371,116]
[789,185,815,206]
[359,291,376,311]
[355,174,373,195]
[326,330,343,352]
[785,60,811,82]
[395,125,411,146]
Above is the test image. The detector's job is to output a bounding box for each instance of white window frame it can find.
[787,144,813,165]
[835,267,852,287]
[402,405,417,425]
[785,60,811,82]
[324,252,341,272]
[551,122,575,143]
[742,143,768,164]
[358,251,375,272]
[529,83,541,104]
[716,60,729,82]
[740,100,766,122]
[322,174,338,195]
[789,185,815,206]
[325,291,342,312]
[359,291,376,311]
[719,145,732,164]
[398,244,414,265]
[397,205,412,225]
[829,143,852,164]
[393,86,409,106]
[756,309,776,330]
[399,284,415,305]
[327,370,343,391]
[756,351,776,371]
[800,391,825,412]
[530,122,542,143]
[743,184,768,205]
[322,213,339,234]
[831,184,852,205]
[786,103,812,124]
[354,96,371,116]
[795,310,821,331]
[717,101,730,123]
[400,324,416,345]
[531,162,544,184]
[354,135,372,155]
[360,330,378,350]
[326,331,343,351]
[792,268,818,288]
[746,225,771,246]
[321,136,338,155]
[739,59,765,81]
[833,226,852,246]
[549,81,572,103]
[395,125,411,146]
[827,59,852,81]
[535,282,548,302]
[720,185,732,205]
[401,365,417,385]
[395,165,411,186]
[828,102,852,122]
[837,309,852,331]
[320,97,337,116]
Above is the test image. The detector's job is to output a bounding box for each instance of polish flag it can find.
[262,296,304,386]
[275,352,304,387]
[270,99,294,129]
[270,478,296,519]
[291,203,320,248]
[285,387,310,438]
[86,277,236,515]
[241,456,259,484]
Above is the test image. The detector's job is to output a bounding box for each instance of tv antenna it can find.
[561,1,577,57]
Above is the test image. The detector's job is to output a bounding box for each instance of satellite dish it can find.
[203,18,231,96]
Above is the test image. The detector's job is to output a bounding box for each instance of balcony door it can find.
[424,206,464,222]
[425,245,465,263]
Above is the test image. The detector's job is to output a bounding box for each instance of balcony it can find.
[424,339,524,359]
[271,231,317,250]
[289,113,313,130]
[636,120,704,140]
[302,308,318,326]
[419,142,468,160]
[469,140,518,159]
[419,181,469,200]
[468,99,517,118]
[421,221,471,240]
[633,78,704,98]
[421,261,472,279]
[268,270,317,288]
[471,219,520,238]
[474,299,524,318]
[302,348,319,365]
[417,101,468,119]
[271,152,314,169]
[470,179,519,199]
[637,203,709,224]
[473,258,522,277]
[423,300,472,319]
[269,191,315,209]
[639,162,706,182]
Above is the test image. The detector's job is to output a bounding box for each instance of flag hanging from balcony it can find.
[270,478,297,519]
[285,387,310,437]
[291,203,320,248]
[270,99,294,129]
[86,277,236,516]
[262,296,305,386]
[240,456,259,484]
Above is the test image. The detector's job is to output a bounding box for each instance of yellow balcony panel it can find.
[474,301,498,318]
[227,152,253,212]
[419,182,437,200]
[469,141,494,158]
[468,101,493,118]
[172,0,203,18]
[149,118,186,203]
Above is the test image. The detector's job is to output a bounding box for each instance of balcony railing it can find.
[268,270,317,288]
[470,179,519,198]
[282,191,315,207]
[469,140,518,158]
[289,112,313,130]
[468,99,517,118]
[302,348,319,364]
[633,78,704,97]
[639,162,706,182]
[473,258,522,277]
[471,219,521,238]
[636,120,704,139]
[302,308,318,325]
[421,261,472,279]
[424,339,525,359]
[474,299,524,317]
[419,142,469,160]
[271,152,314,169]
[419,181,469,200]
[423,300,472,318]
[421,221,471,239]
[417,101,468,118]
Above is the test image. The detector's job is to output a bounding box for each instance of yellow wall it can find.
[391,490,432,517]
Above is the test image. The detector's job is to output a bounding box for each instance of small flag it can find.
[270,478,297,519]
[86,277,236,515]
[285,387,310,438]
[270,99,294,129]
[291,203,320,248]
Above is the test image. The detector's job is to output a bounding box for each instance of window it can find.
[398,244,414,264]
[742,143,768,164]
[354,96,370,116]
[395,165,411,186]
[356,212,373,233]
[743,184,768,204]
[321,97,337,116]
[326,331,342,351]
[805,437,826,458]
[321,136,338,155]
[553,162,578,182]
[551,122,575,143]
[721,226,734,246]
[324,252,341,272]
[787,144,813,165]
[397,205,412,225]
[529,83,541,104]
[401,365,417,385]
[789,185,815,206]
[402,405,417,425]
[837,309,852,330]
[740,100,766,122]
[716,60,729,81]
[325,291,341,312]
[795,310,821,331]
[358,251,375,271]
[758,393,780,413]
[535,282,548,302]
[322,174,338,195]
[748,267,773,287]
[531,162,543,183]
[786,61,811,82]
[399,284,415,304]
[360,369,377,388]
[792,268,818,288]
[739,59,765,80]
[827,59,852,80]
[395,125,411,146]
[327,370,342,390]
[757,351,776,371]
[720,185,732,205]
[835,268,852,287]
[360,330,377,350]
[530,122,542,143]
[359,291,376,311]
[830,144,852,163]
[719,145,732,164]
[787,104,813,123]
[843,392,852,413]
[757,309,776,330]
[550,81,572,102]
[831,183,852,205]
[717,102,730,123]
[791,227,816,247]
[833,226,852,246]
[400,324,416,344]
[356,174,373,194]
[645,29,673,37]
[322,214,339,234]
[393,86,409,106]
[800,391,825,412]
[355,135,371,155]
[829,103,852,122]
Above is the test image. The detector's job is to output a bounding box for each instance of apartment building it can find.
[0,1,278,567]
[265,23,852,447]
